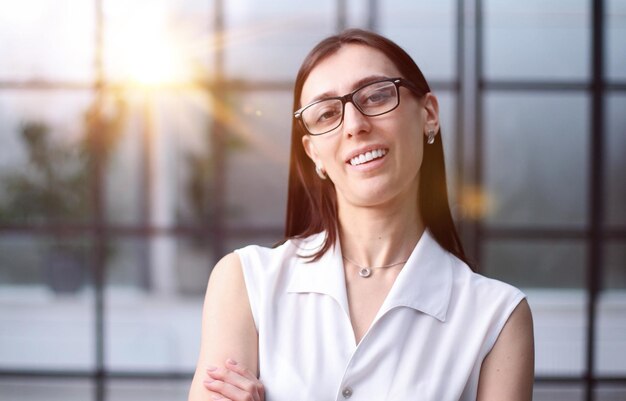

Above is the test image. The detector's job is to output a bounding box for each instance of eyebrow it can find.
[307,74,392,104]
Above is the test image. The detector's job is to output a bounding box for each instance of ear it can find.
[301,135,322,167]
[422,93,440,136]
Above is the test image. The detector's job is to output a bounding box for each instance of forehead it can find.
[300,44,401,105]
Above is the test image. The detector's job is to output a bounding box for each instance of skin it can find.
[188,44,534,401]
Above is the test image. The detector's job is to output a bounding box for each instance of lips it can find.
[348,148,388,166]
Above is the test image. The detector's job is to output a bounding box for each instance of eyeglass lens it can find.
[302,80,399,135]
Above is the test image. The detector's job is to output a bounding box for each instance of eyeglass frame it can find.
[293,77,422,136]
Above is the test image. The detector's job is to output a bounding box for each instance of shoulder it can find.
[233,232,326,274]
[444,255,528,349]
[205,252,247,306]
[211,251,242,275]
[450,257,525,309]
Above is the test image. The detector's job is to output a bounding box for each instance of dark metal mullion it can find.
[367,0,378,31]
[586,0,606,400]
[0,81,94,90]
[4,369,626,384]
[4,367,626,384]
[210,0,226,260]
[0,79,469,92]
[0,224,284,238]
[9,224,626,241]
[336,0,347,32]
[454,0,465,233]
[483,228,588,240]
[481,81,590,91]
[606,82,626,90]
[93,1,106,401]
[474,0,485,269]
[139,97,155,290]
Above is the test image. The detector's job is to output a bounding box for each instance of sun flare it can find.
[105,2,193,87]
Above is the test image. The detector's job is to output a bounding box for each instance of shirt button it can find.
[342,387,353,398]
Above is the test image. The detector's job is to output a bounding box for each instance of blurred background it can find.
[0,0,624,400]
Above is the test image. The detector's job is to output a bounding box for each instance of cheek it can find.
[312,139,340,165]
[397,122,425,171]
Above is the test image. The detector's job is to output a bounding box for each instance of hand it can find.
[203,359,265,401]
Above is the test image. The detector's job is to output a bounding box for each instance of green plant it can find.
[0,94,127,292]
[0,122,90,223]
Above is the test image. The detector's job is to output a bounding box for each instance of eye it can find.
[358,86,395,106]
[317,109,339,122]
[309,102,342,124]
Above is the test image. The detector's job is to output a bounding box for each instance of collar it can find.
[286,230,453,322]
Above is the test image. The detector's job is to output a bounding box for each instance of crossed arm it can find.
[187,253,264,401]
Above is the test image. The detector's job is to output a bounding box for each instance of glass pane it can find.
[483,92,589,227]
[596,241,626,377]
[483,0,590,80]
[0,90,95,224]
[0,378,94,401]
[103,90,145,225]
[0,0,95,82]
[226,233,284,253]
[533,383,584,401]
[596,289,626,376]
[606,94,626,228]
[606,0,626,81]
[106,237,151,291]
[482,239,586,289]
[528,288,587,377]
[0,235,92,292]
[107,379,191,401]
[106,236,204,372]
[483,240,587,376]
[224,91,291,229]
[104,89,213,226]
[175,236,214,295]
[603,240,626,291]
[224,0,336,80]
[106,235,213,294]
[105,237,199,372]
[160,90,214,228]
[595,384,626,401]
[0,237,94,370]
[103,0,213,85]
[379,0,457,81]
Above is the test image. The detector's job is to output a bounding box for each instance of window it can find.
[0,1,624,400]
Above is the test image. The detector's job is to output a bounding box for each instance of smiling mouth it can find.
[348,148,388,166]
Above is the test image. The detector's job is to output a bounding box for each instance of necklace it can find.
[342,255,409,278]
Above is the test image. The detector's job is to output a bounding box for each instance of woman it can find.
[188,29,534,401]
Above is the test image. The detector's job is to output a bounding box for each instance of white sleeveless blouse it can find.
[235,230,525,401]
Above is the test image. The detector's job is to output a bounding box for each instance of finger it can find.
[224,360,264,399]
[206,366,262,401]
[224,359,258,381]
[201,379,232,401]
[204,378,259,401]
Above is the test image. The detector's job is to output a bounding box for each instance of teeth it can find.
[349,149,387,166]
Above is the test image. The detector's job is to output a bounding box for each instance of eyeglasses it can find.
[294,77,420,136]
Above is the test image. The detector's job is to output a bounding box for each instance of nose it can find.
[342,101,371,137]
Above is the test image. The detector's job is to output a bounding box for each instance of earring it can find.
[427,129,436,145]
[315,165,327,180]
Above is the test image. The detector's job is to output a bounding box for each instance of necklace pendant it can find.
[358,267,372,278]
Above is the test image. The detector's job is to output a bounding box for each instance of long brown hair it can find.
[284,29,469,267]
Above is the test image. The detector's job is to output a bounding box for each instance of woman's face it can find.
[300,44,439,210]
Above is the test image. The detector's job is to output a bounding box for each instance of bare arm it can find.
[476,298,535,401]
[188,253,258,401]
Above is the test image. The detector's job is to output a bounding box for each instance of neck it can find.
[337,193,424,268]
